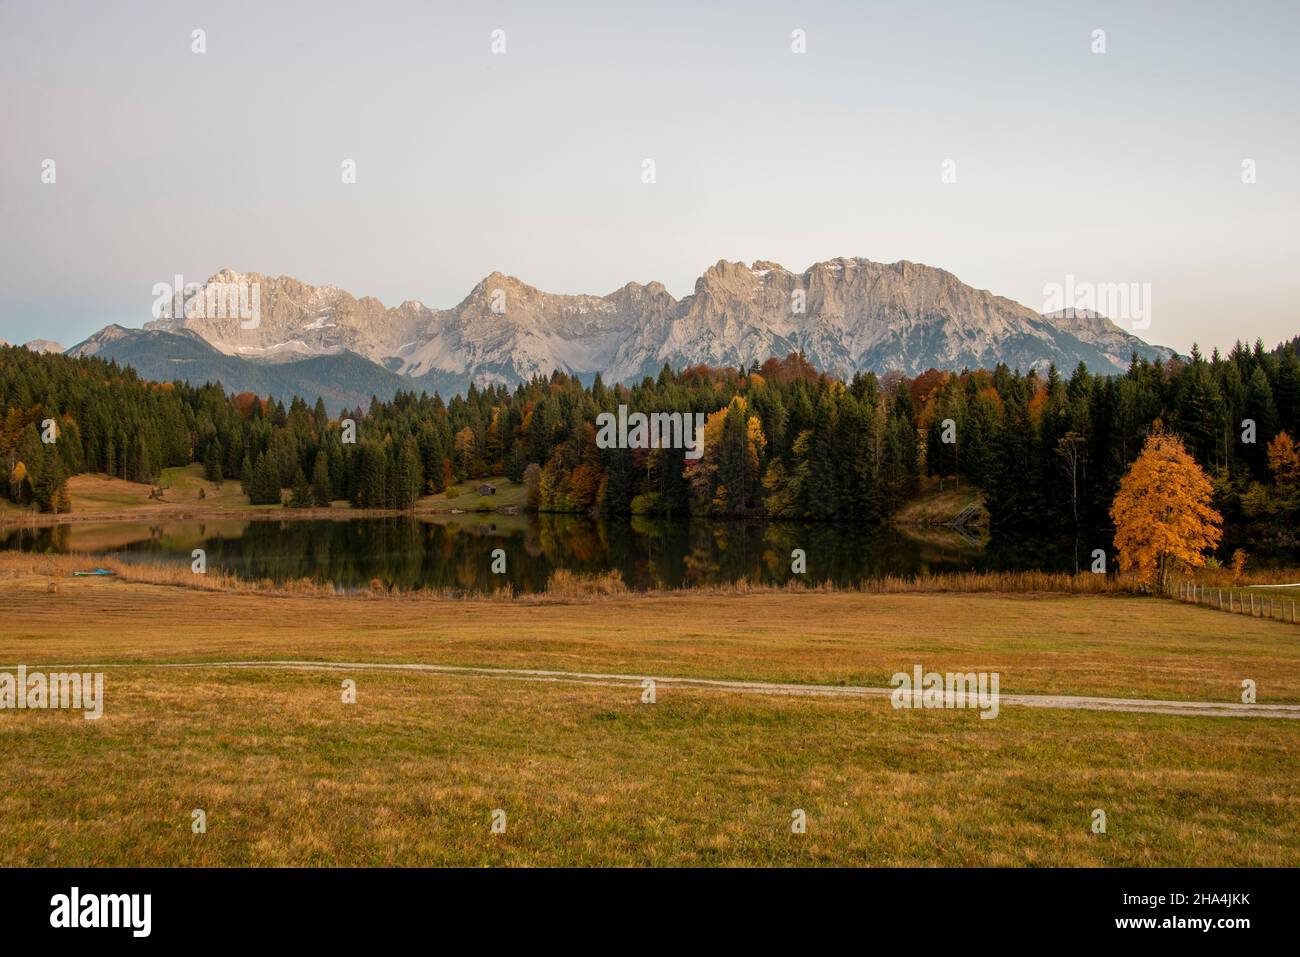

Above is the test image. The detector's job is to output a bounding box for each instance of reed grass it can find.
[7,550,1300,605]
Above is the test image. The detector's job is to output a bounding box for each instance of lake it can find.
[0,513,1044,593]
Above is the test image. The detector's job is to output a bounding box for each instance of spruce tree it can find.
[310,450,332,507]
[290,467,312,508]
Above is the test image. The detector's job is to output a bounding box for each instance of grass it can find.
[71,467,258,512]
[4,562,1300,702]
[1171,580,1300,623]
[423,475,527,511]
[0,551,1162,600]
[892,475,987,527]
[0,466,528,525]
[2,666,1296,867]
[544,568,629,597]
[0,553,1169,606]
[2,568,1298,866]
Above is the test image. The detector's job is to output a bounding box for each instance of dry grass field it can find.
[3,559,1298,701]
[1,565,1298,866]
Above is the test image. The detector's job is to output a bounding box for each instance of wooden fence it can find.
[1166,579,1300,625]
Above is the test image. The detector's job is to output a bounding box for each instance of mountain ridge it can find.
[65,256,1176,411]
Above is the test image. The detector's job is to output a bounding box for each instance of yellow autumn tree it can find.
[687,396,767,513]
[1267,431,1300,486]
[1110,428,1222,587]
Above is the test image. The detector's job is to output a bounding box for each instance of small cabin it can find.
[477,483,497,496]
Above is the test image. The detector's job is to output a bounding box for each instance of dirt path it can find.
[34,659,1300,720]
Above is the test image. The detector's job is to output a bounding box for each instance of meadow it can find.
[0,465,523,528]
[1,563,1298,866]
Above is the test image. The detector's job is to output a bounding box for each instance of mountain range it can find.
[61,258,1175,412]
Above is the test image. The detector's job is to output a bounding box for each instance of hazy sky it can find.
[1,0,1297,354]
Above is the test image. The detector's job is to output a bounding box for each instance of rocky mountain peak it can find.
[23,338,66,354]
[86,256,1176,400]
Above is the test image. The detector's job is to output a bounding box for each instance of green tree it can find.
[310,450,332,507]
[289,467,312,508]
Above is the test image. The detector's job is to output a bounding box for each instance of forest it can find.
[2,338,1298,558]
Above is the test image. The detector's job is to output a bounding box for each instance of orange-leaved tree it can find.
[1267,431,1300,486]
[1110,428,1222,588]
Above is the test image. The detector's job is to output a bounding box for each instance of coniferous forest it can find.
[2,339,1298,559]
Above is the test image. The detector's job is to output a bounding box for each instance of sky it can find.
[1,0,1297,355]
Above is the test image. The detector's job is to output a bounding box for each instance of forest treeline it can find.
[2,338,1298,554]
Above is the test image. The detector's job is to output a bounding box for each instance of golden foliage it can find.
[565,462,602,509]
[1267,431,1300,485]
[1231,548,1248,584]
[1110,429,1222,586]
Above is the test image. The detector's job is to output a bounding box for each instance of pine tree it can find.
[203,440,223,483]
[394,438,423,509]
[289,467,312,508]
[310,450,332,507]
[249,452,281,505]
[1243,367,1280,478]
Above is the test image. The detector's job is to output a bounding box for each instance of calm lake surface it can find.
[0,514,1054,593]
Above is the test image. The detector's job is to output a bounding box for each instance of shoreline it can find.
[0,502,984,531]
[0,502,521,528]
[0,552,1169,600]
